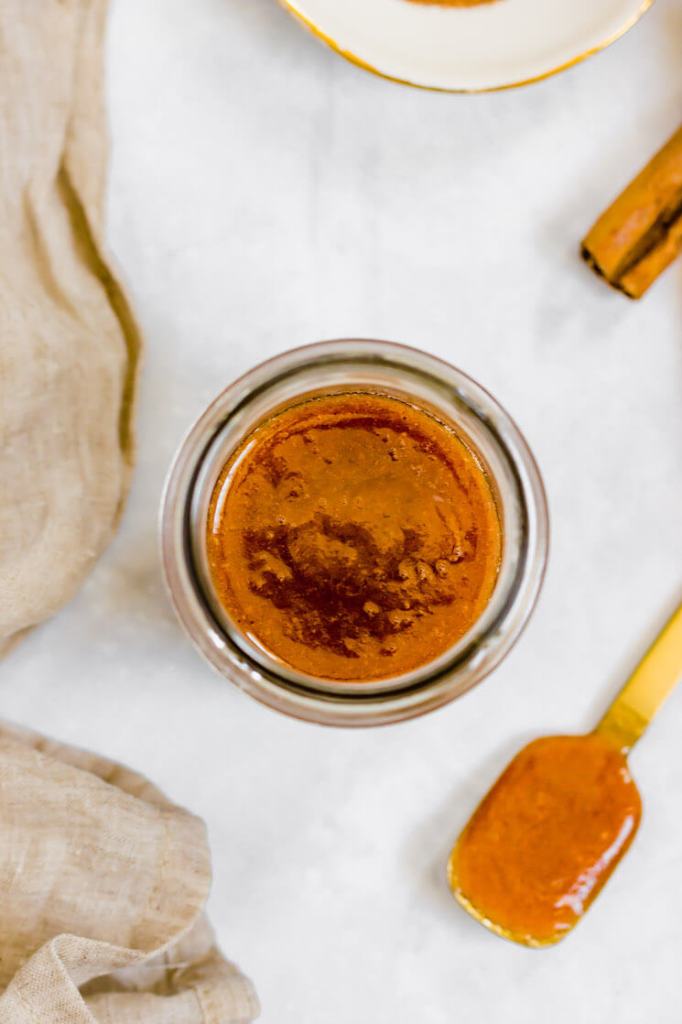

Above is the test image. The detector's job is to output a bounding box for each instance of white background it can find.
[4,1,682,1021]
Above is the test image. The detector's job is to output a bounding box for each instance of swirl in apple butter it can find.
[206,392,501,681]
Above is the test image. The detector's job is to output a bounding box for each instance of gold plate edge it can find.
[276,0,656,94]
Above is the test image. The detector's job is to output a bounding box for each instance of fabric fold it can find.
[0,722,259,1023]
[0,0,141,653]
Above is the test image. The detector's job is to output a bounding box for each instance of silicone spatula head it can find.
[447,733,642,947]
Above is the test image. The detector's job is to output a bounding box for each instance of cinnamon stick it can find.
[582,125,682,299]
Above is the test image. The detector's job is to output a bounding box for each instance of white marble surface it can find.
[4,1,682,1020]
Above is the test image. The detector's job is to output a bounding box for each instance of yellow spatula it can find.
[448,601,682,947]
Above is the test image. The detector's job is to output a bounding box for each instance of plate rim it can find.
[277,0,655,93]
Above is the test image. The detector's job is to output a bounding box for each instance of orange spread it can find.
[454,734,642,944]
[407,1,496,7]
[206,391,501,681]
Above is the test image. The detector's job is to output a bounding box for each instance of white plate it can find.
[279,0,653,92]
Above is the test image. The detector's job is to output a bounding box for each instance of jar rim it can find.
[160,339,549,726]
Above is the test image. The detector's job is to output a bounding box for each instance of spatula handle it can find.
[596,601,682,754]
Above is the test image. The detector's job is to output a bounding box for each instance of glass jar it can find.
[161,339,548,726]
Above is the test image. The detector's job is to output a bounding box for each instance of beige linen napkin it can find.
[0,0,140,653]
[0,3,259,1019]
[0,721,259,1023]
